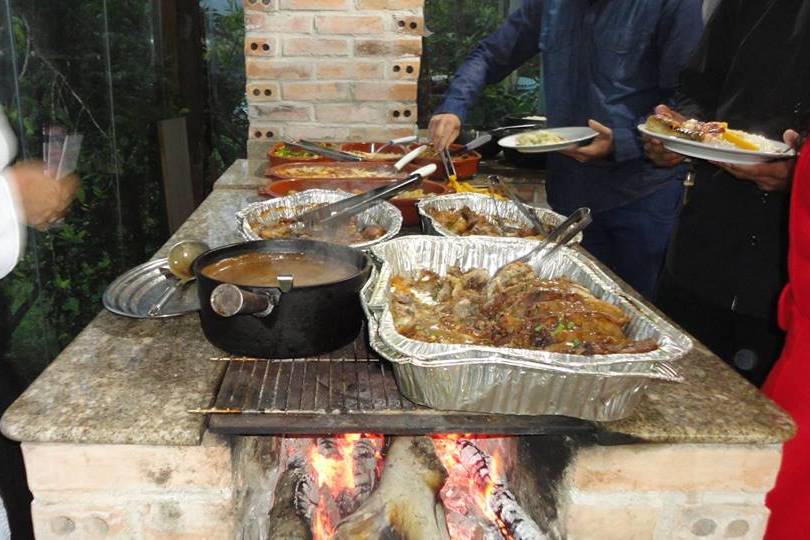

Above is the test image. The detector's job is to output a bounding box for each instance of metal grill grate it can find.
[203,331,595,436]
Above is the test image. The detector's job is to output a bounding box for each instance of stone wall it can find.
[21,438,780,539]
[244,0,423,158]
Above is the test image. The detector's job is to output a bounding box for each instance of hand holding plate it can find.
[558,120,614,163]
[709,129,800,192]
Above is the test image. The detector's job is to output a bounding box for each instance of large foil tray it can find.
[417,193,583,244]
[236,189,402,250]
[360,236,692,420]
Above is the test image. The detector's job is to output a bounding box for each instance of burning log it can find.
[294,435,385,540]
[333,436,451,540]
[268,461,312,539]
[443,438,548,540]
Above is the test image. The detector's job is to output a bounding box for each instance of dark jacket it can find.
[666,0,810,319]
[436,0,703,213]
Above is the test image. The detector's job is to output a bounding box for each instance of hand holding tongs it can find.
[438,147,458,181]
[490,207,592,281]
[283,137,363,162]
[488,175,545,235]
[296,164,438,229]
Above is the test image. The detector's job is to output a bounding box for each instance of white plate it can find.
[637,124,795,165]
[498,126,598,154]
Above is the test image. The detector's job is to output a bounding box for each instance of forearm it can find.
[436,0,542,122]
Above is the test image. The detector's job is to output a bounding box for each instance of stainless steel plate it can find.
[103,258,200,318]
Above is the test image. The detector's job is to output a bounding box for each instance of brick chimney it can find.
[244,0,423,156]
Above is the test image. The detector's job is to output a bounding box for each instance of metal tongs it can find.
[488,175,545,235]
[438,147,458,181]
[490,207,592,281]
[451,133,492,155]
[296,163,438,229]
[283,137,363,162]
[372,135,418,155]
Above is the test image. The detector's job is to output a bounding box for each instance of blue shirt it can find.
[437,0,704,213]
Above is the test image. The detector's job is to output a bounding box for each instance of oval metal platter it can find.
[102,258,200,319]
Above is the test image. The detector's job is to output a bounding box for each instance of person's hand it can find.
[428,113,461,151]
[558,120,614,162]
[710,130,800,192]
[642,104,686,168]
[6,160,79,230]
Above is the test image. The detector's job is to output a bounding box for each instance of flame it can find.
[432,436,513,540]
[306,433,383,540]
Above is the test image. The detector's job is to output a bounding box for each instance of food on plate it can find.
[249,204,387,244]
[272,144,321,159]
[419,147,476,161]
[389,262,658,355]
[275,164,393,179]
[202,252,359,287]
[643,112,779,152]
[515,130,566,146]
[427,206,546,239]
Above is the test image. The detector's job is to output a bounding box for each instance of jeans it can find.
[580,181,683,299]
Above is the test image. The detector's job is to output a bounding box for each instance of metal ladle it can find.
[148,240,210,317]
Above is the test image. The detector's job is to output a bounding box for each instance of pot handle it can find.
[210,284,282,318]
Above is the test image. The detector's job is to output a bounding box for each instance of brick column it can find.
[244,0,423,153]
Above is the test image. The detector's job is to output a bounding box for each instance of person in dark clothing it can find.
[428,0,703,299]
[645,0,810,385]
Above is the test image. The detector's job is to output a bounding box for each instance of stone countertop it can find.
[0,163,794,447]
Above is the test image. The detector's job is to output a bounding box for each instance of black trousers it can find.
[656,270,785,387]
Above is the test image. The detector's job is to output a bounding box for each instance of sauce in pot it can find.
[202,252,359,288]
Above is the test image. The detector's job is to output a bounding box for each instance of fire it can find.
[305,433,384,540]
[432,436,514,540]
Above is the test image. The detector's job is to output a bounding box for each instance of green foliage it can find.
[420,0,542,127]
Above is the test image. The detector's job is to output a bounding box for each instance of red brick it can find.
[285,124,350,141]
[316,60,384,80]
[245,37,277,57]
[388,58,420,80]
[354,81,417,101]
[355,37,422,57]
[393,15,424,35]
[282,81,350,100]
[356,0,423,8]
[569,445,782,493]
[246,82,281,102]
[244,0,277,10]
[388,104,417,123]
[248,124,279,140]
[283,36,350,56]
[280,0,350,9]
[246,58,312,79]
[250,103,313,122]
[315,103,384,124]
[315,15,385,34]
[347,126,415,141]
[249,13,313,33]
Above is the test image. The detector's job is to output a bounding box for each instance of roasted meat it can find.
[389,263,658,355]
[251,204,387,245]
[427,206,545,239]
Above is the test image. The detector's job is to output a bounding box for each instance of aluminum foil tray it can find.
[417,193,583,244]
[360,236,692,419]
[237,189,402,250]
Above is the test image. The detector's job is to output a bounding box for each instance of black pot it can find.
[193,239,372,358]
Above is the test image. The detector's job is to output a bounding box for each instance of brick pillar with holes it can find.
[244,0,424,157]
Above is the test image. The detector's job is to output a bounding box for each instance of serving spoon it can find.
[148,240,210,317]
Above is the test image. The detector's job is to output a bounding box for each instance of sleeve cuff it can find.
[433,101,468,124]
[612,126,643,163]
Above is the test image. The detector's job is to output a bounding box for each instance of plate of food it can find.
[638,112,795,164]
[498,126,598,153]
